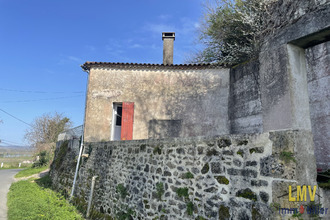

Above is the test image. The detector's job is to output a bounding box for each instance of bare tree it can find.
[24,112,72,152]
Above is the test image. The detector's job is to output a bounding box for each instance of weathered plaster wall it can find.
[306,41,330,170]
[50,130,325,219]
[259,0,330,132]
[84,66,230,142]
[259,1,330,170]
[228,60,262,134]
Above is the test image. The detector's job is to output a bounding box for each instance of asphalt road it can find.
[0,169,21,220]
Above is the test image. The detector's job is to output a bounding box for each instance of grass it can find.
[279,151,296,163]
[319,180,330,189]
[7,176,83,220]
[156,182,164,200]
[14,166,49,178]
[182,172,194,179]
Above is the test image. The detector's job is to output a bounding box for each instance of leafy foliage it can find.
[279,151,296,164]
[189,0,266,65]
[186,201,194,216]
[183,171,194,179]
[116,184,128,199]
[156,182,165,200]
[176,187,189,199]
[116,208,134,220]
[32,150,51,167]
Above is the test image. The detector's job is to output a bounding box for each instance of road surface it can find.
[0,169,21,220]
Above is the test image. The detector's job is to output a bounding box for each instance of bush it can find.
[33,150,51,168]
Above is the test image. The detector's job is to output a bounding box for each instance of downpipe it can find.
[70,133,84,199]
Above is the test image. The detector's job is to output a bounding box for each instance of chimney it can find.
[162,32,175,65]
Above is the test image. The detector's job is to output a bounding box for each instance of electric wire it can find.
[0,108,33,127]
[0,87,84,94]
[0,95,84,103]
[0,138,23,145]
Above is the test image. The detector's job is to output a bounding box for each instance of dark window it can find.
[116,106,122,126]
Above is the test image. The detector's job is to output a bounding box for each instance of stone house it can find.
[50,2,330,219]
[81,1,330,171]
[81,33,230,142]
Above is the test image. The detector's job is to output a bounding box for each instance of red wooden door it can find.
[121,102,134,140]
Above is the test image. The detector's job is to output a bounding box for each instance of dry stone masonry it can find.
[50,129,323,219]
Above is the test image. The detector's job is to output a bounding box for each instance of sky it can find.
[0,0,205,147]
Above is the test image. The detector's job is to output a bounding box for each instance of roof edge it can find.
[81,61,225,71]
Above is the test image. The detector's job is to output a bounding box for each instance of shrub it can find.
[33,150,50,168]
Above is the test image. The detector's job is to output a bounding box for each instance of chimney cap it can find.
[162,32,175,40]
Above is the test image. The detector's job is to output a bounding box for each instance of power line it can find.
[0,95,84,103]
[0,87,84,94]
[0,138,24,145]
[0,141,23,146]
[0,108,33,127]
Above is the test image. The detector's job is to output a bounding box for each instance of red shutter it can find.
[121,102,134,140]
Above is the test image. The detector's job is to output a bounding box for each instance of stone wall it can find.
[228,60,262,134]
[50,129,327,219]
[306,41,330,170]
[263,0,330,42]
[50,138,80,197]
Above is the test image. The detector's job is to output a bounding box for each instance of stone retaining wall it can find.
[50,129,325,219]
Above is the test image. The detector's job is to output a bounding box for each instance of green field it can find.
[0,156,33,169]
[0,146,34,169]
[7,176,83,220]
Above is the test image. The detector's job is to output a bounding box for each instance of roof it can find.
[81,61,223,72]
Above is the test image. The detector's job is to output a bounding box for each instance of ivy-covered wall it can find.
[50,129,326,219]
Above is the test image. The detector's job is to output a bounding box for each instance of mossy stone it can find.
[218,205,230,220]
[216,176,229,185]
[201,163,210,174]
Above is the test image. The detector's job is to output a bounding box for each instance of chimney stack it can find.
[162,32,175,65]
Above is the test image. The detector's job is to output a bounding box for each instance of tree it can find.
[24,112,72,152]
[189,0,267,65]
